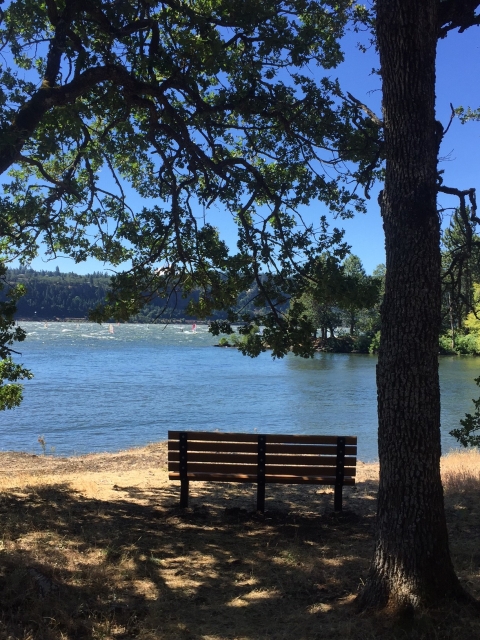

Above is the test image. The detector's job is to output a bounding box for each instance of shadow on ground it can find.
[0,476,478,639]
[0,480,378,640]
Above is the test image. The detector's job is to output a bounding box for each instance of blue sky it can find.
[334,24,480,274]
[17,23,480,276]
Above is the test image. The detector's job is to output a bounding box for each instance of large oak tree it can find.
[1,0,480,612]
[357,0,480,609]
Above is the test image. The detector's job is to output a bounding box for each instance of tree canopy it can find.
[0,262,32,410]
[0,0,380,352]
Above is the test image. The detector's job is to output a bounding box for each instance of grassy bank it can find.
[0,445,479,639]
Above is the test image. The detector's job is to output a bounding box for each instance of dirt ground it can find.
[0,444,479,640]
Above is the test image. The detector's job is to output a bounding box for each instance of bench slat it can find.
[261,434,357,445]
[264,475,356,486]
[169,461,356,477]
[168,440,357,456]
[168,440,258,453]
[168,431,258,443]
[169,451,258,464]
[169,472,356,486]
[256,443,357,455]
[168,431,357,445]
[169,472,257,482]
[170,462,258,475]
[168,451,356,466]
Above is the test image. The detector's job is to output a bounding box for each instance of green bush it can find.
[454,333,480,355]
[323,335,354,353]
[217,333,247,348]
[354,334,374,354]
[369,331,381,354]
[439,334,456,354]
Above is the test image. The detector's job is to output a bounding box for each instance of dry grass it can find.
[0,444,478,639]
[442,448,480,493]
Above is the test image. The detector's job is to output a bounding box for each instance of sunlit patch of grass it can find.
[441,448,480,493]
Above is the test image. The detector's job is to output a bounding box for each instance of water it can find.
[1,322,479,461]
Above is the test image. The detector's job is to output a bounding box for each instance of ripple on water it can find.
[1,322,477,460]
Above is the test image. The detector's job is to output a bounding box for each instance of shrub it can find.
[439,334,457,355]
[354,334,373,354]
[369,331,381,354]
[454,333,480,355]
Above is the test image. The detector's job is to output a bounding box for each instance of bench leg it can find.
[334,484,342,512]
[180,479,189,508]
[257,482,265,513]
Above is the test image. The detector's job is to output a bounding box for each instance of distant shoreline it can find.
[17,318,209,325]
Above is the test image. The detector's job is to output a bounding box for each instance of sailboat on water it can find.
[109,324,114,334]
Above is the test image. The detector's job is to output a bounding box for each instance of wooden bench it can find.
[168,431,357,512]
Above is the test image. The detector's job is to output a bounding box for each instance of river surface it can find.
[1,322,479,460]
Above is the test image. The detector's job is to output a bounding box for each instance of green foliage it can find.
[288,255,382,354]
[0,0,386,358]
[354,333,373,353]
[464,284,480,334]
[368,331,381,354]
[455,106,480,123]
[0,263,33,409]
[0,358,32,410]
[321,335,355,353]
[338,255,382,336]
[441,209,480,335]
[217,327,260,350]
[451,333,480,355]
[450,376,480,447]
[439,283,480,355]
[6,268,113,319]
[438,333,456,355]
[6,267,212,321]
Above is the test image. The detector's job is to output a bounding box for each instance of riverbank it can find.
[0,444,479,639]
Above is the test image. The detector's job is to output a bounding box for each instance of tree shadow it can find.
[4,474,477,639]
[0,480,379,639]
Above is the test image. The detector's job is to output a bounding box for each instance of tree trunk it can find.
[358,0,468,609]
[448,293,455,350]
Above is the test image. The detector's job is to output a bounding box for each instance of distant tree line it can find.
[7,260,387,346]
[9,220,480,354]
[5,267,253,322]
[5,267,195,322]
[8,267,113,320]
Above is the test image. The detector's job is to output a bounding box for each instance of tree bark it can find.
[358,0,469,609]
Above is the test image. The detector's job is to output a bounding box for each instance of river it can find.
[1,322,478,460]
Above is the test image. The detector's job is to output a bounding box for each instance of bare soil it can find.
[0,444,479,639]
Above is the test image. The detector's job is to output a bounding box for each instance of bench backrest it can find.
[168,431,357,485]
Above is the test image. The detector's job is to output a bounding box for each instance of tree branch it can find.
[438,185,478,224]
[346,92,383,127]
[438,0,480,38]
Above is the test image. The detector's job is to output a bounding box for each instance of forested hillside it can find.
[6,268,203,322]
